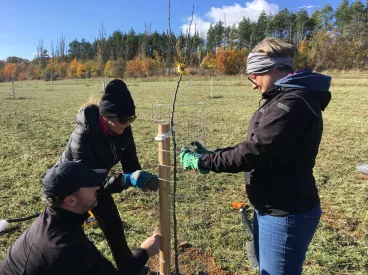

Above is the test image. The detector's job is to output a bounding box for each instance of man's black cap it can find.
[99,79,135,117]
[43,162,107,202]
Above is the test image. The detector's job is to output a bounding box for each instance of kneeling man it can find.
[0,162,160,275]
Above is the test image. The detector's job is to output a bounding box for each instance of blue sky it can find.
[0,0,343,60]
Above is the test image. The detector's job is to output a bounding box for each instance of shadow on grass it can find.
[208,95,224,99]
[0,224,20,235]
[4,97,28,100]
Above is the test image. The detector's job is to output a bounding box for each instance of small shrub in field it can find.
[104,60,114,77]
[126,58,143,77]
[42,60,57,80]
[90,61,104,78]
[294,38,309,70]
[111,57,125,78]
[201,53,217,70]
[17,71,27,81]
[67,58,80,78]
[26,63,37,80]
[4,63,16,81]
[127,57,157,77]
[126,58,142,77]
[141,57,157,77]
[0,70,4,82]
[216,48,247,75]
[54,62,68,79]
[11,64,23,80]
[76,63,86,78]
[104,58,126,78]
[42,68,53,81]
[83,60,93,78]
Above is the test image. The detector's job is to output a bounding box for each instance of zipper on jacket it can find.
[110,141,118,163]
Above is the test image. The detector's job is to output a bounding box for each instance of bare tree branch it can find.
[168,3,196,275]
[184,5,195,67]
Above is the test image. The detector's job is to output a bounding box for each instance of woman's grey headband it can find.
[246,53,293,74]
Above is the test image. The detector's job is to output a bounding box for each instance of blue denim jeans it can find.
[253,206,322,275]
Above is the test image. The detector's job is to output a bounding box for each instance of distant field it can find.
[0,73,367,274]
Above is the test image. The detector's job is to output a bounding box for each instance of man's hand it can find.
[141,175,159,192]
[179,147,209,174]
[123,170,159,192]
[191,141,214,154]
[140,232,162,257]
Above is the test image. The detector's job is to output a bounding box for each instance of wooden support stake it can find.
[102,77,106,91]
[210,76,214,98]
[12,80,15,99]
[157,123,171,275]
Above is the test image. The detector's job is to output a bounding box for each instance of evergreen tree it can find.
[206,24,216,52]
[320,4,334,30]
[108,31,124,60]
[238,17,252,49]
[125,29,139,61]
[295,10,309,44]
[213,21,224,50]
[272,8,290,38]
[335,0,351,29]
[253,11,267,43]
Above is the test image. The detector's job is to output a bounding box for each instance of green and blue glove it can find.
[179,147,209,174]
[124,170,159,192]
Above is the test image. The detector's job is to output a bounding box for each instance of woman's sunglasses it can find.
[117,115,137,124]
[247,75,257,85]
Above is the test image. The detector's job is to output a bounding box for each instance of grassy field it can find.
[0,73,367,274]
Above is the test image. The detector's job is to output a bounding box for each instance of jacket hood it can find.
[274,69,332,110]
[76,104,101,133]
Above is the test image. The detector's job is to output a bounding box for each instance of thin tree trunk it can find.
[12,80,15,99]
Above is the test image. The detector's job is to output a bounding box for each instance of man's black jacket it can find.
[199,70,332,215]
[0,207,148,275]
[57,104,143,271]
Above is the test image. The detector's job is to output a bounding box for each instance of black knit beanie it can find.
[99,79,135,117]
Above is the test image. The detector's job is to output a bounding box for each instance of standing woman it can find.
[58,79,158,274]
[180,37,331,274]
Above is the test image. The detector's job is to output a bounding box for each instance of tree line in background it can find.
[1,0,367,82]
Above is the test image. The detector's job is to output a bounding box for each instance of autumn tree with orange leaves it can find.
[3,64,17,81]
[67,58,80,78]
[201,49,247,75]
[216,48,247,75]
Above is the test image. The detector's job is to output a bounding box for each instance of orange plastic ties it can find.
[231,201,245,209]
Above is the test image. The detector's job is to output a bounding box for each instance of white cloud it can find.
[180,15,212,37]
[180,0,279,37]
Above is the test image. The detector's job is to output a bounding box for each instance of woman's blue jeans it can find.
[253,206,322,275]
